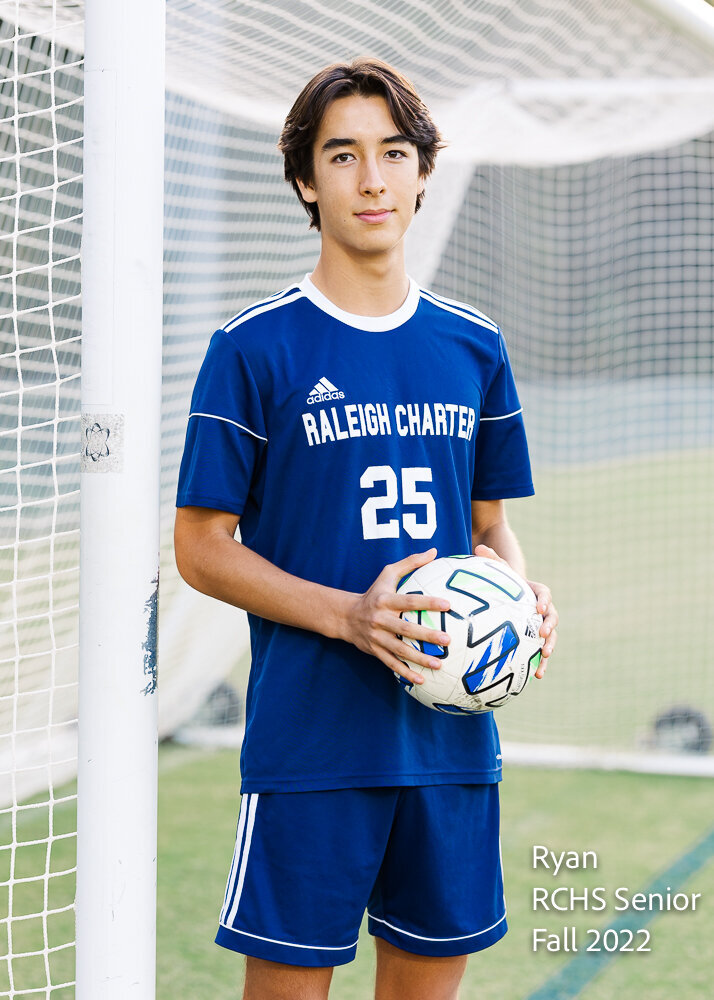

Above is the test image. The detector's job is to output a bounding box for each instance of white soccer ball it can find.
[395,555,544,714]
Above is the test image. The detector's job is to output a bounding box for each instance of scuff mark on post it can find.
[142,572,159,695]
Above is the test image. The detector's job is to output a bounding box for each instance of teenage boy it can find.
[175,57,558,1000]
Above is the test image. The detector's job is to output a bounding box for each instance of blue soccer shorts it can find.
[215,783,507,967]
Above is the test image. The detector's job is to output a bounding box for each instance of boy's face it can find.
[297,93,425,259]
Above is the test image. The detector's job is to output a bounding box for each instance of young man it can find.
[174,58,558,1000]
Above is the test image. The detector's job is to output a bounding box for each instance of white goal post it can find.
[75,1,164,997]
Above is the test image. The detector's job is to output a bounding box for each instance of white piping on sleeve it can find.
[479,408,522,422]
[188,411,267,442]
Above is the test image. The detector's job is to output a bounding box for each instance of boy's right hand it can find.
[340,548,451,685]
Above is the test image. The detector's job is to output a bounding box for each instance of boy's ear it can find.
[296,176,318,204]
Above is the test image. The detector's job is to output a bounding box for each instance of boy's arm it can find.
[174,505,452,686]
[471,499,558,676]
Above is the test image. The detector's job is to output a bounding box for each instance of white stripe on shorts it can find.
[219,794,250,923]
[220,793,259,924]
[367,909,507,942]
[217,926,360,951]
[226,793,259,926]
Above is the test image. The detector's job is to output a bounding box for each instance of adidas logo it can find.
[306,377,345,405]
[525,615,542,640]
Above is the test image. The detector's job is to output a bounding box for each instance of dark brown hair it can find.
[278,57,445,230]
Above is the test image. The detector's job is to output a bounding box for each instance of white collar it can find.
[299,273,420,331]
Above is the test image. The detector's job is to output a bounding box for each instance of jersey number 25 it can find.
[360,465,436,540]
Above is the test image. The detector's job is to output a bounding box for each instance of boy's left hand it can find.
[473,544,558,679]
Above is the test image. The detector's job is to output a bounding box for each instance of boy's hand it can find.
[342,548,452,686]
[473,543,558,679]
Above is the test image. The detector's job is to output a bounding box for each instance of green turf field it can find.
[499,449,714,752]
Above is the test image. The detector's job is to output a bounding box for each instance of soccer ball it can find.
[395,555,544,714]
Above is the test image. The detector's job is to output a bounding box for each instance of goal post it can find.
[633,0,714,53]
[75,1,165,997]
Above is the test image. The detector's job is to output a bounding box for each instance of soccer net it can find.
[2,0,714,994]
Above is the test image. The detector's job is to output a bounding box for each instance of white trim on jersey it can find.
[299,273,421,331]
[419,288,500,335]
[222,288,288,330]
[367,910,507,942]
[225,793,260,926]
[188,412,268,442]
[217,926,360,951]
[479,408,523,422]
[223,288,304,333]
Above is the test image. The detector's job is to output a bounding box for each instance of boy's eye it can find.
[385,149,406,159]
[333,152,354,163]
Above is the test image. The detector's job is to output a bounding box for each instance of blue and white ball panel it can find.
[215,785,506,967]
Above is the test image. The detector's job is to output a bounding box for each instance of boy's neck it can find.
[309,249,410,317]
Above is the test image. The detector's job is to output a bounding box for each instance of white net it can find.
[433,143,714,760]
[1,4,81,994]
[1,0,714,993]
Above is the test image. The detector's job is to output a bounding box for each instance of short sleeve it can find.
[176,330,266,515]
[471,330,534,501]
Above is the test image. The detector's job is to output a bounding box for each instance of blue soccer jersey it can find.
[176,274,534,793]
